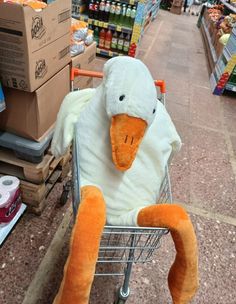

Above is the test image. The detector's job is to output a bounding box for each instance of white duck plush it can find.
[52,57,198,304]
[52,57,181,225]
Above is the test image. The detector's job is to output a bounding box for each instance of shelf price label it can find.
[99,21,104,27]
[130,0,135,4]
[116,25,122,32]
[94,20,99,26]
[103,22,108,28]
[109,51,113,57]
[88,19,92,24]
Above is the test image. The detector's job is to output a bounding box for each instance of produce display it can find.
[205,4,236,47]
[200,1,236,95]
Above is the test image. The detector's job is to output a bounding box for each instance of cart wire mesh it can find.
[95,169,171,276]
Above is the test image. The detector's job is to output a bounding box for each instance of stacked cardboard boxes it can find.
[0,0,98,217]
[0,0,71,141]
[170,0,183,15]
[0,0,72,215]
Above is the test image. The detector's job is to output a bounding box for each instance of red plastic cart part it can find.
[154,80,166,94]
[71,68,166,93]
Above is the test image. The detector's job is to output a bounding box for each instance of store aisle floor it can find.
[90,10,236,304]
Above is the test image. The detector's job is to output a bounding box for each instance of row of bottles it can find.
[89,0,136,28]
[93,27,131,53]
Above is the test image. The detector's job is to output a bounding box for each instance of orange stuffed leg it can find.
[53,186,106,304]
[138,204,198,304]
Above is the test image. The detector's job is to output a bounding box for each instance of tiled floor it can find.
[0,9,236,304]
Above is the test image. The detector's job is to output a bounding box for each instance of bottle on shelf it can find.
[94,26,100,45]
[123,33,130,54]
[93,1,100,20]
[99,28,106,49]
[99,0,105,21]
[125,5,132,28]
[114,3,121,25]
[120,4,127,27]
[105,29,112,50]
[111,31,118,51]
[88,0,95,19]
[130,6,136,27]
[109,2,116,24]
[104,1,110,23]
[117,32,124,52]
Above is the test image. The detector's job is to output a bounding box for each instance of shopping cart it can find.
[70,68,172,304]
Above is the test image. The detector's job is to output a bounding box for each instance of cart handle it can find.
[71,68,166,93]
[154,80,166,94]
[71,68,103,81]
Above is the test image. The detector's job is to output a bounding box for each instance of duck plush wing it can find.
[51,88,96,158]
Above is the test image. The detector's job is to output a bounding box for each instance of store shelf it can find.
[145,2,159,21]
[215,64,222,79]
[0,203,27,245]
[225,82,236,91]
[72,14,133,34]
[202,18,217,64]
[114,0,138,4]
[72,13,88,22]
[73,0,162,59]
[223,47,232,62]
[210,72,218,92]
[88,19,133,34]
[96,47,124,58]
[220,0,236,13]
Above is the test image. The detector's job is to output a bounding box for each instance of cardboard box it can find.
[0,65,70,141]
[71,42,96,89]
[71,43,97,70]
[74,76,93,90]
[0,0,71,92]
[170,6,182,15]
[172,0,183,7]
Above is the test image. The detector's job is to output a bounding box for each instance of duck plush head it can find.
[52,57,198,304]
[103,57,157,171]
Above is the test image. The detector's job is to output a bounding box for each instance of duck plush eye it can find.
[119,95,125,101]
[153,108,156,114]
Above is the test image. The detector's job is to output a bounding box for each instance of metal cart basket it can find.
[71,68,171,304]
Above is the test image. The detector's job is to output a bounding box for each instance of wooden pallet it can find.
[0,148,71,184]
[25,169,65,215]
[23,157,71,215]
[0,149,71,215]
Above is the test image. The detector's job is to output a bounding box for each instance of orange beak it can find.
[110,114,147,171]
